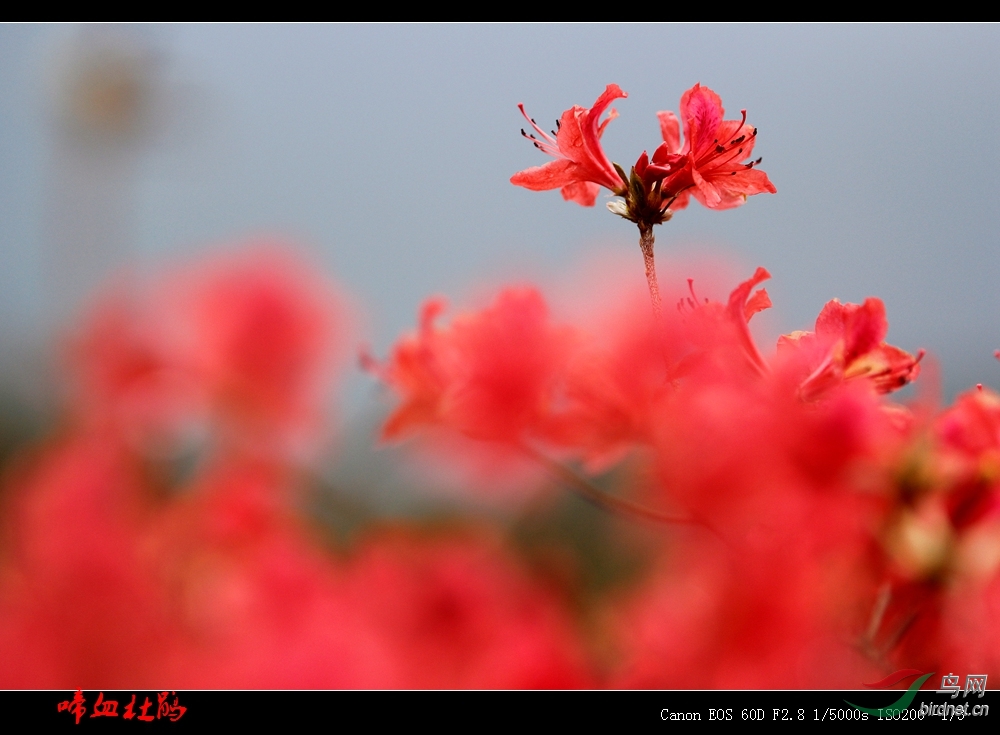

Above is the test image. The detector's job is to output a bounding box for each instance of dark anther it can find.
[533,142,540,149]
[730,135,745,145]
[556,119,561,130]
[738,148,743,154]
[551,130,557,136]
[521,128,527,137]
[752,127,758,136]
[755,157,762,164]
[715,145,726,153]
[732,171,738,175]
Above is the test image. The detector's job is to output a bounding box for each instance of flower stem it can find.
[638,224,661,316]
[520,444,697,528]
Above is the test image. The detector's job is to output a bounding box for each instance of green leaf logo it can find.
[846,672,934,716]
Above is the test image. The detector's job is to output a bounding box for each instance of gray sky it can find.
[3,24,1000,413]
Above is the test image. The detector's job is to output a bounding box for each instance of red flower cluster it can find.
[67,246,344,461]
[0,246,591,688]
[512,83,777,318]
[512,83,776,220]
[371,259,1000,685]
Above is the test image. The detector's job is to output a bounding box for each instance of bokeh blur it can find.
[2,24,1000,689]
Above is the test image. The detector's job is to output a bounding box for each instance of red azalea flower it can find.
[607,538,880,689]
[544,266,772,468]
[67,281,204,450]
[179,246,347,456]
[510,84,627,207]
[342,530,594,688]
[66,245,348,460]
[372,287,577,446]
[657,83,777,211]
[365,288,580,494]
[0,437,182,688]
[778,298,923,400]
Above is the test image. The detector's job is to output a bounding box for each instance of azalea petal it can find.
[704,168,777,209]
[679,83,725,159]
[578,85,627,189]
[693,168,776,210]
[691,168,724,209]
[382,399,437,440]
[657,110,681,154]
[652,149,685,167]
[845,298,889,360]
[726,267,772,372]
[845,344,921,394]
[547,86,627,192]
[634,151,649,180]
[644,164,674,180]
[555,106,588,162]
[582,84,627,153]
[714,167,776,197]
[728,267,772,320]
[744,288,772,322]
[802,297,919,397]
[815,298,887,357]
[814,299,848,338]
[597,107,619,137]
[667,187,691,212]
[419,297,448,336]
[560,180,601,207]
[510,159,586,192]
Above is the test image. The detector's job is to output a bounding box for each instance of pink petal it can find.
[667,188,691,211]
[583,84,627,148]
[744,288,772,322]
[560,180,601,207]
[726,267,772,372]
[657,111,681,154]
[597,107,619,138]
[696,169,777,210]
[554,106,588,161]
[691,168,723,209]
[679,84,724,159]
[510,159,584,192]
[634,150,649,179]
[844,298,889,360]
[815,300,849,338]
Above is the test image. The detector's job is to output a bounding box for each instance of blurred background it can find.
[2,22,999,489]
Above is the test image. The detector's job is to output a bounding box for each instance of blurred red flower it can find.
[777,297,922,400]
[67,244,347,462]
[179,246,347,457]
[341,530,594,688]
[0,436,180,688]
[373,287,577,447]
